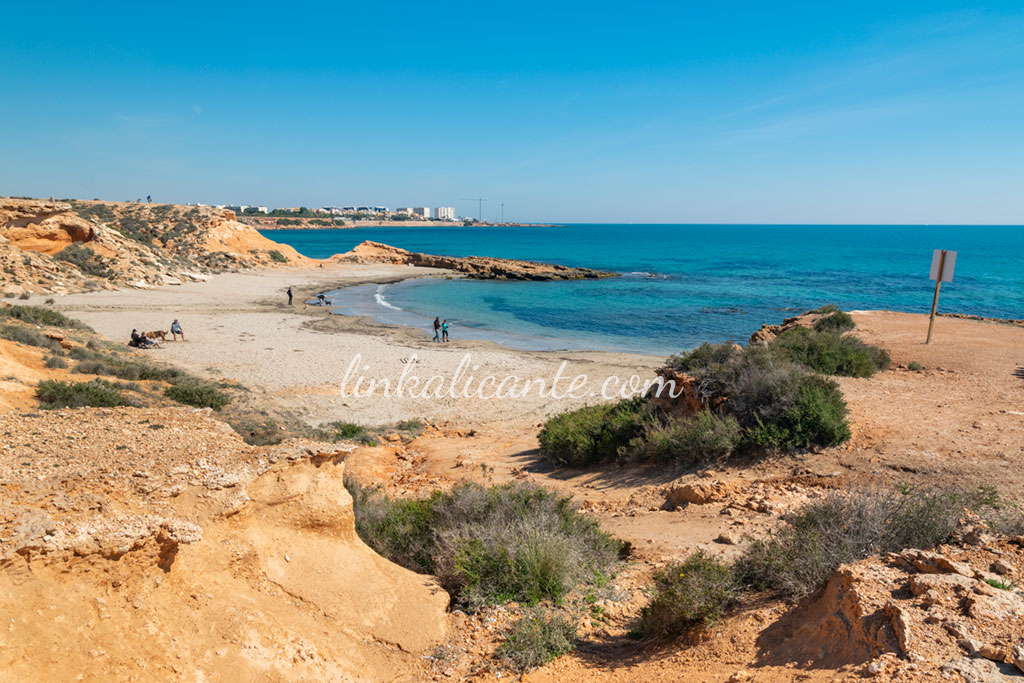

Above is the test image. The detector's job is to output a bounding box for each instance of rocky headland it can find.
[334,240,615,280]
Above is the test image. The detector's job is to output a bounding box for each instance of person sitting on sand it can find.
[170,319,184,342]
[317,293,327,305]
[441,319,449,342]
[433,317,441,342]
[129,329,143,348]
[141,332,161,348]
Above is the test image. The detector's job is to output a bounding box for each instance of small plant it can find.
[629,411,742,463]
[44,355,68,369]
[734,486,1005,597]
[348,480,620,610]
[907,361,924,372]
[639,550,737,638]
[0,324,63,352]
[773,327,890,377]
[229,418,283,446]
[44,298,55,305]
[496,608,577,673]
[268,250,288,263]
[36,379,130,409]
[164,381,230,410]
[813,310,855,333]
[984,578,1015,591]
[538,398,649,467]
[17,292,30,300]
[0,305,90,330]
[55,243,114,279]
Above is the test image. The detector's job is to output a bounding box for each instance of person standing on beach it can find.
[433,317,441,342]
[287,287,293,305]
[170,319,184,342]
[441,319,449,342]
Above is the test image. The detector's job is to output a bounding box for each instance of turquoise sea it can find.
[260,225,1024,356]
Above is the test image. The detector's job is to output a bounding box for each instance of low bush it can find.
[496,608,577,673]
[907,361,924,372]
[813,310,856,333]
[73,356,190,383]
[55,243,113,279]
[628,412,742,463]
[164,381,230,410]
[667,342,742,373]
[44,355,68,369]
[0,305,88,329]
[639,550,737,638]
[36,379,130,409]
[734,486,998,597]
[0,324,63,352]
[229,418,284,446]
[17,292,30,300]
[538,398,648,467]
[349,481,620,610]
[773,327,890,377]
[268,250,288,263]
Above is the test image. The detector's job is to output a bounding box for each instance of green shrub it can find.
[496,608,577,673]
[0,304,89,329]
[639,550,737,638]
[0,324,62,352]
[809,304,839,314]
[44,355,68,369]
[629,412,742,463]
[813,310,855,333]
[538,398,648,467]
[268,250,288,263]
[742,374,851,451]
[55,243,113,279]
[735,486,1001,597]
[667,342,742,373]
[349,481,620,610]
[36,379,130,409]
[73,356,191,383]
[773,327,890,377]
[907,361,924,372]
[164,381,230,410]
[228,418,284,446]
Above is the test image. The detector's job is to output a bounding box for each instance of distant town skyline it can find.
[2,2,1023,224]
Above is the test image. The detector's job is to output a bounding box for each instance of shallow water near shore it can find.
[264,224,1024,355]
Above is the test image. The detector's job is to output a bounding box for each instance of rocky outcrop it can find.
[748,310,830,345]
[0,197,312,294]
[761,541,1024,678]
[0,407,449,680]
[336,240,616,280]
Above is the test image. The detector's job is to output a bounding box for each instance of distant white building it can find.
[434,206,455,221]
[395,207,413,215]
[411,207,431,219]
[257,206,268,214]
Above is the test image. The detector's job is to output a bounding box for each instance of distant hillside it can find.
[0,198,311,294]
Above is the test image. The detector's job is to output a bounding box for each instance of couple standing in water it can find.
[432,317,449,342]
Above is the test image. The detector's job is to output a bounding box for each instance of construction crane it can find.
[460,198,486,221]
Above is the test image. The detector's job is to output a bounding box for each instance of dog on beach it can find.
[145,330,168,342]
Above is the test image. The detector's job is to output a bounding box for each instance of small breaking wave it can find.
[374,284,402,311]
[622,271,672,279]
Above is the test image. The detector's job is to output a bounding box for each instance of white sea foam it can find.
[374,284,402,311]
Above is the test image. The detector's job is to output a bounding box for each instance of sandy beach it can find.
[55,263,661,430]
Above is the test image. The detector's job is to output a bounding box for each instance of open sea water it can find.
[260,224,1024,356]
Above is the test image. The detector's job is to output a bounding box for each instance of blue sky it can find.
[2,2,1023,223]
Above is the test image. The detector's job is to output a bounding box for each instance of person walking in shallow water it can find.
[287,287,293,305]
[433,317,441,342]
[441,319,449,342]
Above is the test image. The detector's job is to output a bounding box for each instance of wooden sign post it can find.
[926,249,957,344]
